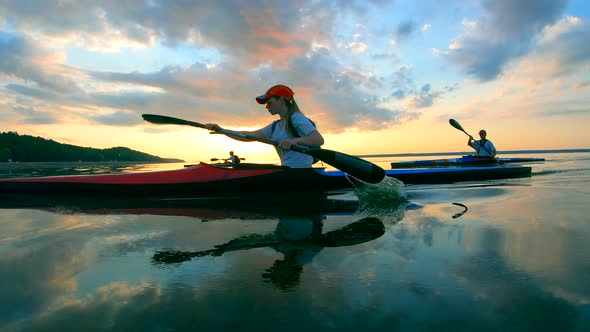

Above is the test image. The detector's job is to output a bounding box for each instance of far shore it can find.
[0,161,181,169]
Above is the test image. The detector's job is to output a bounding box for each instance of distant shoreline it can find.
[0,161,180,170]
[1,149,588,168]
[358,149,590,158]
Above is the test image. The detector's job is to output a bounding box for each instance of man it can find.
[225,151,241,165]
[468,129,496,157]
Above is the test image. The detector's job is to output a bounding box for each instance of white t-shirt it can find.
[469,140,496,157]
[260,112,317,168]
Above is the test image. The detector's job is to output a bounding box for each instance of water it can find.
[1,152,589,331]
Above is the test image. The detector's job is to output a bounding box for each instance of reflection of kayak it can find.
[0,162,532,197]
[391,156,545,168]
[0,192,360,218]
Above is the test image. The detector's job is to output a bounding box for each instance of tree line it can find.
[0,131,183,163]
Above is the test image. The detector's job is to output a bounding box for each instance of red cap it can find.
[255,84,294,104]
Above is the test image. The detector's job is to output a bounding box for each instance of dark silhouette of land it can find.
[0,131,183,163]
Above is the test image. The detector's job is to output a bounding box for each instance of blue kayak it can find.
[391,156,544,168]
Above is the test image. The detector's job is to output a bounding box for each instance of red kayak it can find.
[0,162,348,197]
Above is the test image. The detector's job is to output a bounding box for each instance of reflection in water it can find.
[0,161,160,179]
[3,154,590,330]
[454,227,581,331]
[153,216,386,291]
[451,202,469,219]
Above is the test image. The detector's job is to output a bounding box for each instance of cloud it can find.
[0,31,84,94]
[536,18,590,77]
[572,81,589,91]
[394,21,418,42]
[12,106,58,124]
[409,84,437,108]
[0,1,337,65]
[541,108,590,117]
[0,1,419,133]
[403,83,456,110]
[371,50,400,61]
[348,42,369,54]
[391,89,406,99]
[442,0,568,81]
[384,64,456,110]
[5,84,58,101]
[89,111,144,126]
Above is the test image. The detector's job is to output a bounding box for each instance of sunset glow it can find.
[1,0,588,163]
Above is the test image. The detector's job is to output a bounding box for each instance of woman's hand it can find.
[278,138,299,150]
[205,123,221,131]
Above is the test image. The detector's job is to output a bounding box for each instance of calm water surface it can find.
[1,152,589,331]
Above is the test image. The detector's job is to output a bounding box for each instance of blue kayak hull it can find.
[384,165,531,184]
[391,156,544,168]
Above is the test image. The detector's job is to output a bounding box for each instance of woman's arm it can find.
[205,124,265,142]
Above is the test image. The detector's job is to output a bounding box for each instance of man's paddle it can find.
[449,118,496,158]
[210,157,245,162]
[142,114,385,184]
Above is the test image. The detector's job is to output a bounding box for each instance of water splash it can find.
[346,174,409,220]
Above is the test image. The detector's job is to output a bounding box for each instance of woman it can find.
[206,84,324,168]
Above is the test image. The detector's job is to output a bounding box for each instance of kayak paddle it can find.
[210,157,245,162]
[449,118,496,158]
[142,114,385,184]
[449,118,470,137]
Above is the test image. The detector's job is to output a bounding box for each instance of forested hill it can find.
[0,131,184,163]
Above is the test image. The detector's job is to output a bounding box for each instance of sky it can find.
[1,0,589,163]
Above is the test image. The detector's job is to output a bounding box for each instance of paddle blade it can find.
[449,118,464,131]
[142,114,206,129]
[306,149,385,184]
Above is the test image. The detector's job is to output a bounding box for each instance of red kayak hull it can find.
[0,162,346,196]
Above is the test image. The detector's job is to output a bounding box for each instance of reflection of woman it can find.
[152,216,385,291]
[262,216,324,290]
